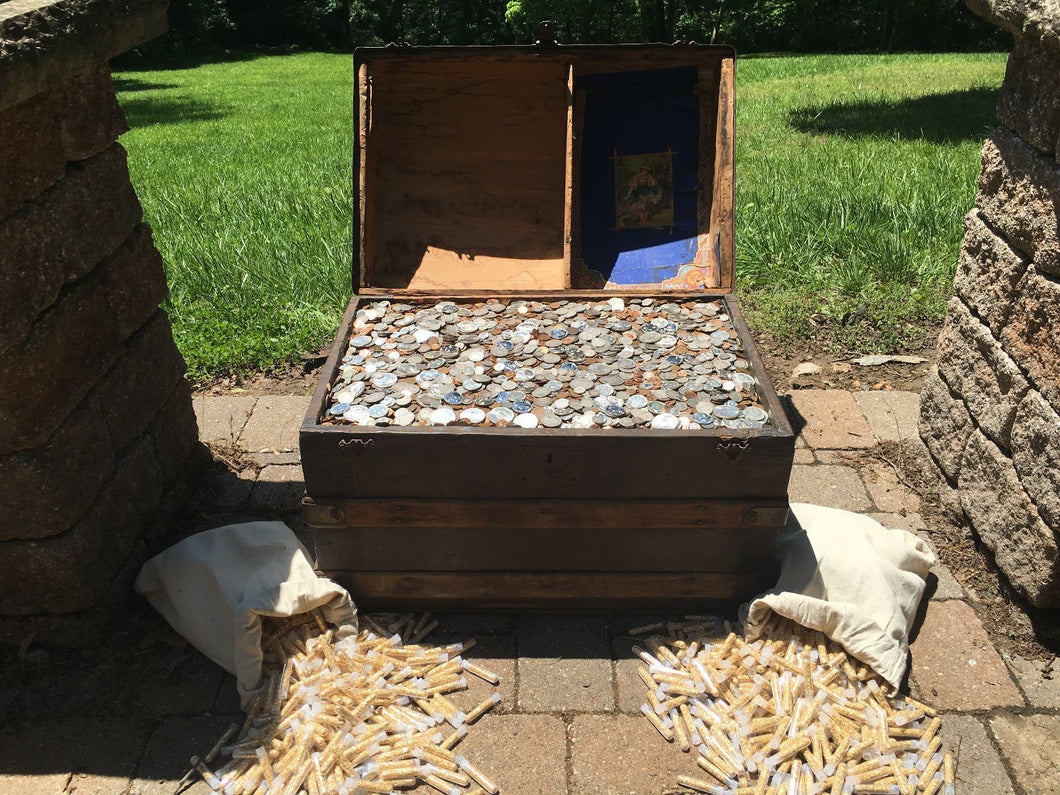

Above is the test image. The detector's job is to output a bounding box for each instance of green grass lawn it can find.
[114,51,1006,383]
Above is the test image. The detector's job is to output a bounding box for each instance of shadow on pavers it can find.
[780,394,807,437]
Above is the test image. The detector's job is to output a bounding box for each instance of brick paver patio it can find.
[1,389,1054,793]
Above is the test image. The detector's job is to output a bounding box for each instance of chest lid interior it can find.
[355,43,735,294]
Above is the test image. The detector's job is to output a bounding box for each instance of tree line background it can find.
[157,0,1005,55]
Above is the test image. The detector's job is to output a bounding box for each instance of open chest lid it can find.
[354,40,735,294]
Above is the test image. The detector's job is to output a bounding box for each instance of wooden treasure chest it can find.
[300,37,796,609]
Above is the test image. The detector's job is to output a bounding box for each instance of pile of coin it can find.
[323,297,772,430]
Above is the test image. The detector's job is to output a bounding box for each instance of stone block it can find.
[132,716,239,795]
[0,90,65,222]
[1003,653,1060,709]
[571,714,705,794]
[517,614,614,713]
[238,395,309,454]
[0,717,150,795]
[193,395,257,448]
[95,311,188,453]
[0,392,114,541]
[248,464,305,514]
[443,634,516,717]
[989,713,1060,795]
[860,460,921,513]
[1002,265,1060,408]
[0,0,169,112]
[918,367,974,482]
[999,28,1060,156]
[967,0,1060,47]
[1011,389,1060,532]
[784,389,876,449]
[54,65,128,162]
[0,433,162,614]
[978,127,1060,276]
[936,715,1015,795]
[953,211,1029,334]
[909,599,1023,710]
[100,223,168,339]
[0,534,148,646]
[425,714,567,795]
[519,656,615,713]
[0,272,124,454]
[615,657,646,714]
[134,651,226,718]
[852,389,920,443]
[787,464,872,511]
[960,429,1060,607]
[0,143,143,355]
[937,297,1028,449]
[0,65,129,222]
[148,379,202,491]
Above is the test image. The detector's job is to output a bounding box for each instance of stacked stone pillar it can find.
[0,0,205,641]
[919,0,1060,608]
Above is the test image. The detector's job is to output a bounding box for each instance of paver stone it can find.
[989,713,1060,795]
[909,600,1023,710]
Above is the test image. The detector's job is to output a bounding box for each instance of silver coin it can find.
[541,413,562,428]
[513,413,538,428]
[350,335,373,348]
[627,394,648,409]
[713,403,741,420]
[742,406,768,422]
[488,407,515,424]
[372,372,398,388]
[429,406,457,425]
[460,407,486,424]
[651,413,680,430]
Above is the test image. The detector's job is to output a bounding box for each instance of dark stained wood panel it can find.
[304,498,788,529]
[312,525,780,572]
[330,571,775,609]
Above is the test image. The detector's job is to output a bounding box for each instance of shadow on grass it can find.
[112,76,178,93]
[119,94,228,127]
[789,87,998,143]
[112,48,265,72]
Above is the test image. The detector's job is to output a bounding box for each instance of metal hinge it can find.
[338,438,376,450]
[716,438,751,460]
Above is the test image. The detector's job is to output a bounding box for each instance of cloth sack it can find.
[135,521,357,708]
[741,503,934,692]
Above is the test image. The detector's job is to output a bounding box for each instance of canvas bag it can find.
[135,521,357,708]
[741,503,935,692]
